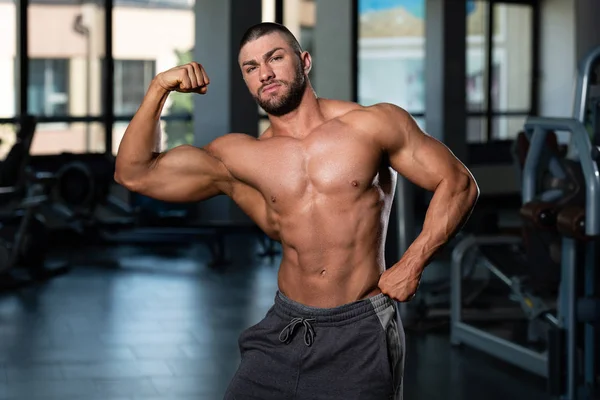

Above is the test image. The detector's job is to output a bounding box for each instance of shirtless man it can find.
[115,23,479,400]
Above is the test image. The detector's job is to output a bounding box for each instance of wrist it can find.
[148,76,171,98]
[140,78,171,114]
[133,78,171,121]
[392,247,426,277]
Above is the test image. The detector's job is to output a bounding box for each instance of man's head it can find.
[238,22,311,117]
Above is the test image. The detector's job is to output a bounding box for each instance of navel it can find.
[271,196,277,203]
[320,269,326,276]
[351,180,359,187]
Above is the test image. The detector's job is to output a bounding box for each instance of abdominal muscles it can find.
[274,183,389,308]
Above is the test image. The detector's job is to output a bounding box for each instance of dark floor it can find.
[0,241,549,400]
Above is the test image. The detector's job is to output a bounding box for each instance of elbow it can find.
[114,152,159,193]
[113,152,158,192]
[463,173,480,207]
[114,165,144,193]
[449,171,479,207]
[114,170,132,190]
[113,165,125,186]
[113,162,128,187]
[113,170,128,188]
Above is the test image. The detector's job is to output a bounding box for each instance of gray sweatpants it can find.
[224,291,405,400]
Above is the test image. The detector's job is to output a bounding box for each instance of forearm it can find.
[395,173,479,274]
[115,79,170,183]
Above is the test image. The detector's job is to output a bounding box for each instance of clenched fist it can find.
[378,264,422,302]
[156,62,210,94]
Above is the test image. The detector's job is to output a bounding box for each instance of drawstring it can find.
[279,317,316,346]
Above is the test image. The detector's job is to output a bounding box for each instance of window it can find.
[466,1,536,143]
[283,0,315,50]
[357,0,426,128]
[28,2,106,153]
[262,0,276,22]
[0,0,16,118]
[30,122,106,155]
[359,57,424,111]
[114,59,155,116]
[111,0,194,153]
[115,0,193,8]
[28,58,69,117]
[493,3,534,141]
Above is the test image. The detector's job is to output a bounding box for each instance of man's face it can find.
[239,33,308,117]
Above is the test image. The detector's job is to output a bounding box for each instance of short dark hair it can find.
[239,22,303,55]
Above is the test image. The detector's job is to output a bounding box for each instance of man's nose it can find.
[260,64,275,82]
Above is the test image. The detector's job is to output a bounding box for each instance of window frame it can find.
[472,0,539,142]
[26,58,71,118]
[113,59,156,118]
[5,0,192,154]
[349,0,539,144]
[2,0,539,150]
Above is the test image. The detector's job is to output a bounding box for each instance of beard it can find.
[253,63,307,117]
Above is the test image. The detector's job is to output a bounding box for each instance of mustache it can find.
[259,80,287,94]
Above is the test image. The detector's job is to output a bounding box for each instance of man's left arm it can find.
[366,103,480,301]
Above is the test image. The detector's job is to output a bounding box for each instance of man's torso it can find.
[209,100,397,307]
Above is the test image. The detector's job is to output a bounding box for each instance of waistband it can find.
[274,290,395,326]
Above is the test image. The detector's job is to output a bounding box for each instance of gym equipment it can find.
[451,118,599,400]
[27,151,139,250]
[526,118,598,400]
[591,98,600,146]
[573,46,600,137]
[47,153,129,234]
[97,189,280,267]
[450,45,600,400]
[0,116,70,290]
[37,155,280,266]
[129,192,195,226]
[100,220,280,267]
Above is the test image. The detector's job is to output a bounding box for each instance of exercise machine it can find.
[34,152,280,267]
[532,119,599,400]
[451,118,599,399]
[0,115,70,290]
[100,219,280,267]
[40,152,133,238]
[573,45,600,142]
[450,46,600,399]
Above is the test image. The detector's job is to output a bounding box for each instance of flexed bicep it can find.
[117,144,233,203]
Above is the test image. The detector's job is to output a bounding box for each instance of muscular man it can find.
[115,23,479,400]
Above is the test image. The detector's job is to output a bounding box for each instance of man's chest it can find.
[228,129,384,198]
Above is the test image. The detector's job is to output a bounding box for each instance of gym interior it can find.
[0,0,599,398]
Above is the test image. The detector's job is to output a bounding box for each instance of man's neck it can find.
[268,89,325,139]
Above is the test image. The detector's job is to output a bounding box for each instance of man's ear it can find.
[301,51,312,75]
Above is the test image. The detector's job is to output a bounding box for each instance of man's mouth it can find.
[261,83,281,94]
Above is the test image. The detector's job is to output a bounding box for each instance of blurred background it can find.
[0,0,598,399]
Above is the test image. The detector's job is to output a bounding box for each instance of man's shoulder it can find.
[337,103,418,152]
[204,132,257,158]
[320,99,386,124]
[319,98,363,117]
[339,102,409,129]
[351,102,407,118]
[214,132,257,145]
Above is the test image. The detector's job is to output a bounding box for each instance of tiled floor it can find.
[0,241,549,399]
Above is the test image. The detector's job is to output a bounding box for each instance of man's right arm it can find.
[114,62,231,203]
